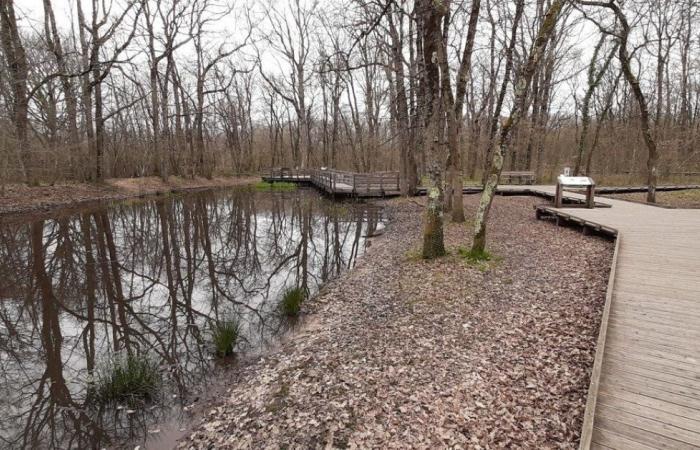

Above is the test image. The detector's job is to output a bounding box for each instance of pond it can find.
[0,187,383,449]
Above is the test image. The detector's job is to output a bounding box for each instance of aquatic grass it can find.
[254,181,298,191]
[327,203,350,218]
[212,318,240,357]
[93,354,161,406]
[279,287,306,317]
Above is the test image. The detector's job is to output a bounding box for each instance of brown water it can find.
[0,187,382,449]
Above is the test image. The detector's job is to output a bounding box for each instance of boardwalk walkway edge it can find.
[580,235,621,449]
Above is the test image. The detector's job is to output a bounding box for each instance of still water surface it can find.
[0,187,382,449]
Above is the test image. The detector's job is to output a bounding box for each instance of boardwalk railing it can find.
[261,167,312,180]
[262,168,400,197]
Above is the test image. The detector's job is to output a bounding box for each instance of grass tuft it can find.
[212,318,240,357]
[93,354,161,406]
[279,287,306,317]
[254,181,297,191]
[458,247,501,272]
[458,247,492,262]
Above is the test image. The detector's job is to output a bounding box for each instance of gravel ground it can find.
[605,189,700,208]
[181,195,613,449]
[0,175,257,218]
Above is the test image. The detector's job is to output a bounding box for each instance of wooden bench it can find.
[501,171,535,185]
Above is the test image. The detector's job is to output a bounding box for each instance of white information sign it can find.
[557,175,593,186]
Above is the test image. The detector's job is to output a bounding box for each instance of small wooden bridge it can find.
[531,185,700,450]
[262,168,401,197]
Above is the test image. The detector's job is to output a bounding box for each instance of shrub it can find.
[93,354,161,406]
[279,287,306,317]
[212,318,240,357]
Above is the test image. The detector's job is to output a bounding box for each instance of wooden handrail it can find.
[263,167,400,196]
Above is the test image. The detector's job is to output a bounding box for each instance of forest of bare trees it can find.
[0,0,698,189]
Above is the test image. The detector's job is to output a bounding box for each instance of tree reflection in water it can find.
[0,188,382,449]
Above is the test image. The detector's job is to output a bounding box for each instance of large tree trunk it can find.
[420,0,447,259]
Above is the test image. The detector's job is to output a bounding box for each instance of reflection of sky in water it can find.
[0,188,382,449]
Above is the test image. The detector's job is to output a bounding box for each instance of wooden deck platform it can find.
[530,185,700,450]
[262,168,400,197]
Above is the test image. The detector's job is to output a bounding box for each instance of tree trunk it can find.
[574,36,617,175]
[481,0,525,185]
[472,0,564,253]
[387,4,417,195]
[448,0,480,222]
[580,0,660,203]
[420,0,447,259]
[0,0,30,181]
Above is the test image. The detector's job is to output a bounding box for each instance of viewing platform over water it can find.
[262,168,401,197]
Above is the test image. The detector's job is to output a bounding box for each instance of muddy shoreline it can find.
[0,175,258,221]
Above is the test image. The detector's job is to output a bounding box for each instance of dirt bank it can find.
[180,195,613,449]
[0,175,258,219]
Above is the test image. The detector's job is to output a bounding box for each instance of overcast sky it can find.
[10,0,612,119]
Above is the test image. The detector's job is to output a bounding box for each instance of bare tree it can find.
[444,0,481,222]
[574,34,618,175]
[0,0,29,180]
[579,0,661,202]
[77,0,143,181]
[259,0,316,168]
[472,0,566,254]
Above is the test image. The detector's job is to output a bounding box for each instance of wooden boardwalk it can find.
[530,185,700,450]
[262,168,401,197]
